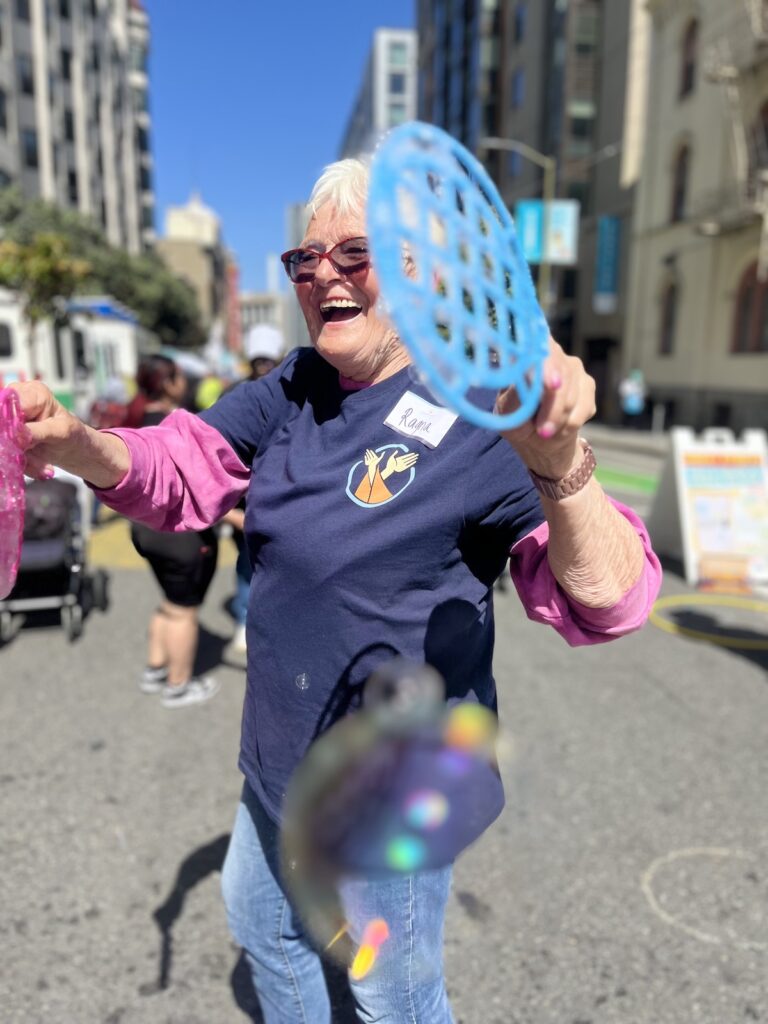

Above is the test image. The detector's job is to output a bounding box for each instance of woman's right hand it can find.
[9,381,84,478]
[8,381,130,487]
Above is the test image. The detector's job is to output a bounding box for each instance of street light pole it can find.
[480,136,556,316]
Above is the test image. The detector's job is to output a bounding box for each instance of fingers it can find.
[8,381,56,423]
[532,352,595,440]
[23,454,55,480]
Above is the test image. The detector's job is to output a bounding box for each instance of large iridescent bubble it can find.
[280,659,502,973]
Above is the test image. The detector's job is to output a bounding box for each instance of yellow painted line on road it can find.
[88,516,237,570]
[649,593,768,650]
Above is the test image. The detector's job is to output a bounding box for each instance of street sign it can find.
[647,427,768,594]
[514,199,580,266]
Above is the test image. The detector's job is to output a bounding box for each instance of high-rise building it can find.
[282,200,311,348]
[625,0,768,431]
[0,0,154,253]
[418,0,484,152]
[239,290,284,338]
[156,193,227,330]
[339,27,418,158]
[417,1,643,419]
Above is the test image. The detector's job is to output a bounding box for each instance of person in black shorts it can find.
[126,355,220,708]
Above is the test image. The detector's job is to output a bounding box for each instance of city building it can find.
[417,0,484,152]
[625,0,768,431]
[282,200,311,348]
[418,3,599,331]
[155,192,228,331]
[339,27,418,158]
[239,290,285,338]
[0,0,155,252]
[568,0,648,421]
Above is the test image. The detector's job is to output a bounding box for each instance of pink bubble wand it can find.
[0,388,27,599]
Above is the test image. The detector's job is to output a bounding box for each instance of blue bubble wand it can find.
[368,121,550,431]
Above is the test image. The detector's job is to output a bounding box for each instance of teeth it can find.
[320,299,361,310]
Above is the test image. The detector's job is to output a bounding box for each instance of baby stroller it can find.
[0,472,108,644]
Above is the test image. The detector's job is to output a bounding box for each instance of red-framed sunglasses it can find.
[280,236,370,284]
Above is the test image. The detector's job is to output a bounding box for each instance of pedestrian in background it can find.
[224,324,284,661]
[127,355,220,708]
[12,158,661,1021]
[618,368,647,428]
[87,377,129,526]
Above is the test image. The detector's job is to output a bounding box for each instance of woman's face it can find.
[295,202,410,383]
[165,368,187,404]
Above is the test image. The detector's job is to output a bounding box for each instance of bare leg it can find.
[146,608,167,670]
[158,601,199,686]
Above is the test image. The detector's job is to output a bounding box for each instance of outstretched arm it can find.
[497,339,647,609]
[11,381,250,531]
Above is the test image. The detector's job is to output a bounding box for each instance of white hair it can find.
[307,158,370,217]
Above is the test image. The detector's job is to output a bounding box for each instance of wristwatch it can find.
[528,438,596,501]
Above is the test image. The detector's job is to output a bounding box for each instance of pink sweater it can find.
[95,410,662,647]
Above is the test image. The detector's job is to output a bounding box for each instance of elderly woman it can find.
[13,158,660,1024]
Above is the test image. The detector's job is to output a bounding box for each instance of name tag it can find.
[384,391,458,449]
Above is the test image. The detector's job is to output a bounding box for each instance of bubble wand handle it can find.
[0,388,26,600]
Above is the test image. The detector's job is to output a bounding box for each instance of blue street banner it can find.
[514,200,544,264]
[593,215,622,314]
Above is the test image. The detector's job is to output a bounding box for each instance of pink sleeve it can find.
[508,498,662,647]
[90,409,250,531]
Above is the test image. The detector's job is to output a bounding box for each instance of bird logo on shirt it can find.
[346,443,419,507]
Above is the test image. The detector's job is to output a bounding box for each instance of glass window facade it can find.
[389,41,408,67]
[389,72,406,95]
[22,128,38,169]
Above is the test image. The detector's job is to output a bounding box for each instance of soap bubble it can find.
[280,658,504,971]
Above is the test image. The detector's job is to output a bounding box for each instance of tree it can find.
[0,188,206,348]
[0,233,90,377]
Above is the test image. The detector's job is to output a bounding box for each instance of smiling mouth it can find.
[320,300,362,323]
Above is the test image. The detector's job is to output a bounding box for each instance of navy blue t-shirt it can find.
[201,348,544,822]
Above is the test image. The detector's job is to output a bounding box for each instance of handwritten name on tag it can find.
[384,391,458,449]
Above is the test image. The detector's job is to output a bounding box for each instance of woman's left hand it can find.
[496,337,596,480]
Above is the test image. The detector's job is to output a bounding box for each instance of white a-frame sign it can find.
[647,428,768,594]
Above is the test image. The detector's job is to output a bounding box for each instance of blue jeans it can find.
[221,781,455,1023]
[232,530,252,627]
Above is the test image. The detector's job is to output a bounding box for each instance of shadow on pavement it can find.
[195,623,231,675]
[147,833,360,1022]
[144,832,231,995]
[668,609,768,673]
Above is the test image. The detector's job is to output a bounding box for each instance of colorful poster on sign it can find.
[681,450,768,592]
[546,200,580,265]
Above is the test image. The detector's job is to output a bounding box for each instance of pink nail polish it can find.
[538,423,555,438]
[549,373,562,389]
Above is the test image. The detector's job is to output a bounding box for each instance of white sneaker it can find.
[224,624,247,664]
[231,624,247,653]
[139,665,168,694]
[161,675,220,708]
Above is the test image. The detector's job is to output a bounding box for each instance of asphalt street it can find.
[1,463,767,1024]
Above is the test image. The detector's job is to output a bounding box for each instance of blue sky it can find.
[149,1,416,293]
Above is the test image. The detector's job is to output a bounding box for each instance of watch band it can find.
[528,439,596,501]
